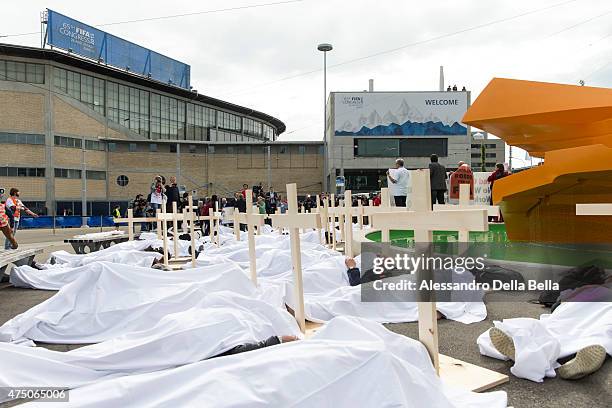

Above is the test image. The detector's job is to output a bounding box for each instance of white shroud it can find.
[0,262,257,344]
[20,317,507,408]
[477,302,612,382]
[0,292,300,401]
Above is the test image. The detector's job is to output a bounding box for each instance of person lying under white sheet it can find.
[477,300,611,382]
[16,317,507,408]
[0,291,299,403]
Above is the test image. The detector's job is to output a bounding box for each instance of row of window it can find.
[0,132,45,145]
[471,143,499,149]
[354,138,448,157]
[53,67,276,142]
[53,168,107,180]
[471,153,498,158]
[53,136,106,151]
[106,142,317,155]
[0,60,45,84]
[0,167,45,177]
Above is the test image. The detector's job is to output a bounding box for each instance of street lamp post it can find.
[318,43,333,192]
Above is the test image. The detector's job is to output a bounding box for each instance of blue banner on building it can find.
[46,9,190,89]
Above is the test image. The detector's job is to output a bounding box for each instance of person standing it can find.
[428,154,447,206]
[149,176,165,210]
[487,163,509,204]
[164,176,181,213]
[4,188,37,249]
[0,201,17,249]
[386,159,410,207]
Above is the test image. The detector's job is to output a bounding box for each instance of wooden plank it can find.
[439,354,508,392]
[576,203,612,215]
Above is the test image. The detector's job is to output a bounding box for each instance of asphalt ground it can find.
[0,229,610,407]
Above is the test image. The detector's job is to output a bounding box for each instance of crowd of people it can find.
[0,160,509,250]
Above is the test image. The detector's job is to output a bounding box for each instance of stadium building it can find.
[0,43,323,215]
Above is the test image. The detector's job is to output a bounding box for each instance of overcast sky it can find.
[1,0,610,162]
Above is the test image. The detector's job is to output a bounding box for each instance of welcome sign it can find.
[334,92,468,137]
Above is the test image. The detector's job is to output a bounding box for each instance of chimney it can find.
[368,79,374,92]
[439,66,444,92]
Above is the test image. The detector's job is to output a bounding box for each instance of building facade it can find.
[0,44,323,215]
[470,132,506,172]
[326,91,473,192]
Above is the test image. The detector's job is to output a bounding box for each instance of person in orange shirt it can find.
[4,188,36,249]
[0,201,17,249]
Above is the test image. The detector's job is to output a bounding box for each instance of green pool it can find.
[365,224,612,268]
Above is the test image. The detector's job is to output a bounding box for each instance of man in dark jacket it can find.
[428,154,447,206]
[165,176,181,213]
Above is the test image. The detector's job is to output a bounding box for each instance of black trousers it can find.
[394,195,407,207]
[431,190,446,205]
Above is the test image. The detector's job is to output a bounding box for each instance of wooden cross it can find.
[576,203,612,215]
[342,190,355,257]
[198,204,221,246]
[434,183,500,230]
[233,190,267,285]
[269,183,322,333]
[370,170,488,373]
[361,188,405,242]
[157,197,198,269]
[120,209,152,241]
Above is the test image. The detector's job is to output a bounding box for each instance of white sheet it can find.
[477,302,612,382]
[0,292,300,401]
[0,262,257,344]
[21,317,507,408]
[10,251,163,290]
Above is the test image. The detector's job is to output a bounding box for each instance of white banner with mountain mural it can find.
[333,91,468,136]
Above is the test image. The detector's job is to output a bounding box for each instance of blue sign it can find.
[46,9,190,89]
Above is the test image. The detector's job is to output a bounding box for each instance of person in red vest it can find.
[487,163,509,205]
[449,161,474,200]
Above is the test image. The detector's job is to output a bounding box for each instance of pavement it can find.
[0,229,610,407]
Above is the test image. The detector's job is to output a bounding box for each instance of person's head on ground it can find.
[430,154,439,163]
[395,158,405,168]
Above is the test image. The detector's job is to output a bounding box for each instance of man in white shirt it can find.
[386,159,410,207]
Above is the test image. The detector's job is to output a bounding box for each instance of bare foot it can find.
[281,335,299,343]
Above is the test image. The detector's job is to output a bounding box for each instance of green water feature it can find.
[365,223,612,268]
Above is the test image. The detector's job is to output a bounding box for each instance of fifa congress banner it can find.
[334,92,468,136]
[46,9,190,89]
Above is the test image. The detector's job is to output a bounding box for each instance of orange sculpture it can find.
[463,78,612,243]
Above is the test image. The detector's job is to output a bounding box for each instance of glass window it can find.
[150,93,161,140]
[107,142,117,152]
[208,145,215,154]
[399,138,447,157]
[117,175,129,187]
[86,170,106,180]
[53,67,67,92]
[93,77,105,114]
[188,144,196,153]
[80,75,94,107]
[0,60,5,81]
[298,145,306,154]
[118,84,130,124]
[150,143,158,152]
[129,143,137,152]
[106,82,119,123]
[26,63,45,84]
[356,139,399,157]
[170,144,177,153]
[66,70,80,99]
